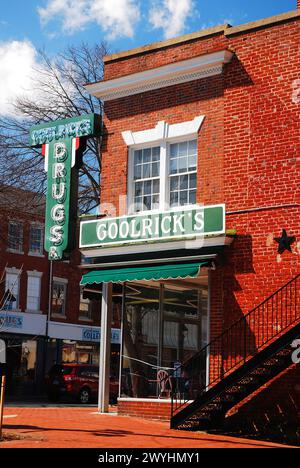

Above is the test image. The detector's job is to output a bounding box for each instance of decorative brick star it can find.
[274,229,296,254]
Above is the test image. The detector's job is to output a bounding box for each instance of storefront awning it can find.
[80,261,208,286]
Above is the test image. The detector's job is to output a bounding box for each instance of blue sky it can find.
[0,0,296,55]
[0,0,296,116]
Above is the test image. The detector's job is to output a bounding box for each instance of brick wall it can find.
[101,16,300,423]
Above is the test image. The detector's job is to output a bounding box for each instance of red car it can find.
[46,364,119,404]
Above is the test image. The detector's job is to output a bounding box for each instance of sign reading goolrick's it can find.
[80,204,225,249]
[30,114,101,260]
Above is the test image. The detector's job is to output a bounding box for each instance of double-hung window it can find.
[133,146,160,212]
[29,224,44,255]
[125,117,204,214]
[8,221,23,252]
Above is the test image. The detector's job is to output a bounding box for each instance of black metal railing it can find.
[171,274,300,417]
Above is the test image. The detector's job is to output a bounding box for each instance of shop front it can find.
[0,311,46,397]
[80,204,232,419]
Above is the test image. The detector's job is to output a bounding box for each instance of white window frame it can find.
[26,271,42,314]
[124,117,205,215]
[29,223,44,257]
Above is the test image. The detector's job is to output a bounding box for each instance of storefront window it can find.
[122,284,160,398]
[121,278,209,399]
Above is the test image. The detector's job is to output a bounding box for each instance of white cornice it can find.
[85,50,233,101]
[122,116,205,146]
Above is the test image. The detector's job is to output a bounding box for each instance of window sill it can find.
[28,252,45,258]
[51,313,67,320]
[7,249,24,255]
[25,309,43,315]
[78,317,93,323]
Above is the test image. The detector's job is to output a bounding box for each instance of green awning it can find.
[80,261,208,286]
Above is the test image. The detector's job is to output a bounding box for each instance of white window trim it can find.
[125,117,205,215]
[26,271,42,314]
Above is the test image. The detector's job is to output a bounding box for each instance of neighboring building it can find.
[80,5,300,430]
[0,186,120,397]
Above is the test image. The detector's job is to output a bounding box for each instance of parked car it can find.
[46,364,119,404]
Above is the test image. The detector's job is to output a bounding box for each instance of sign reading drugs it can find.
[30,114,101,260]
[80,204,225,249]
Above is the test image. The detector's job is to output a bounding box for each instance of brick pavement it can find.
[0,406,295,448]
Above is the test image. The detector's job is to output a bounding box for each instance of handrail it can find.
[171,274,300,417]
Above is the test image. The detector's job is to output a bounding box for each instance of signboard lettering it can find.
[30,114,101,260]
[80,204,225,249]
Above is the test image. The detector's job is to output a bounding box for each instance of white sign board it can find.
[0,339,6,364]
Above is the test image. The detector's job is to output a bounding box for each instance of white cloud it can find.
[149,0,194,39]
[38,0,141,39]
[0,40,39,117]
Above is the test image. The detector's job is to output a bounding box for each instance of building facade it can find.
[0,186,120,397]
[80,6,300,429]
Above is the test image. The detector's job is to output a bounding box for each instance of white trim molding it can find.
[122,116,205,146]
[85,50,233,101]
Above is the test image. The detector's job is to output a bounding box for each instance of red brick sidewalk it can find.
[0,406,294,448]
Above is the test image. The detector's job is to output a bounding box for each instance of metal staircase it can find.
[170,274,300,430]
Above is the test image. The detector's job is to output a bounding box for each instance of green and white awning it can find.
[80,261,208,286]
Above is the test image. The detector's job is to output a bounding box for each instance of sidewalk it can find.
[0,406,295,448]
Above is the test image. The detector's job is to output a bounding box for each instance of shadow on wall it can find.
[209,235,257,378]
[223,364,300,447]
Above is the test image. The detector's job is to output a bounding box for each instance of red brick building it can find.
[80,6,300,431]
[0,186,120,397]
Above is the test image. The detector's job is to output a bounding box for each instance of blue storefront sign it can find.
[0,314,23,329]
[82,327,120,344]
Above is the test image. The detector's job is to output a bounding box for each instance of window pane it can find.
[170,158,178,174]
[134,164,141,180]
[152,147,160,161]
[189,190,196,205]
[144,180,151,195]
[180,175,188,190]
[170,192,179,207]
[152,179,160,194]
[143,196,152,211]
[152,162,159,177]
[170,143,178,158]
[180,191,188,205]
[179,142,187,157]
[135,182,142,197]
[178,157,188,173]
[134,150,142,165]
[143,148,151,163]
[188,139,197,154]
[189,173,197,189]
[142,164,151,179]
[170,176,179,192]
[188,154,197,171]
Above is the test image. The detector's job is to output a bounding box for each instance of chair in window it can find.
[157,369,172,399]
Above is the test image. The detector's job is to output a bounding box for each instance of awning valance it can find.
[80,261,208,286]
